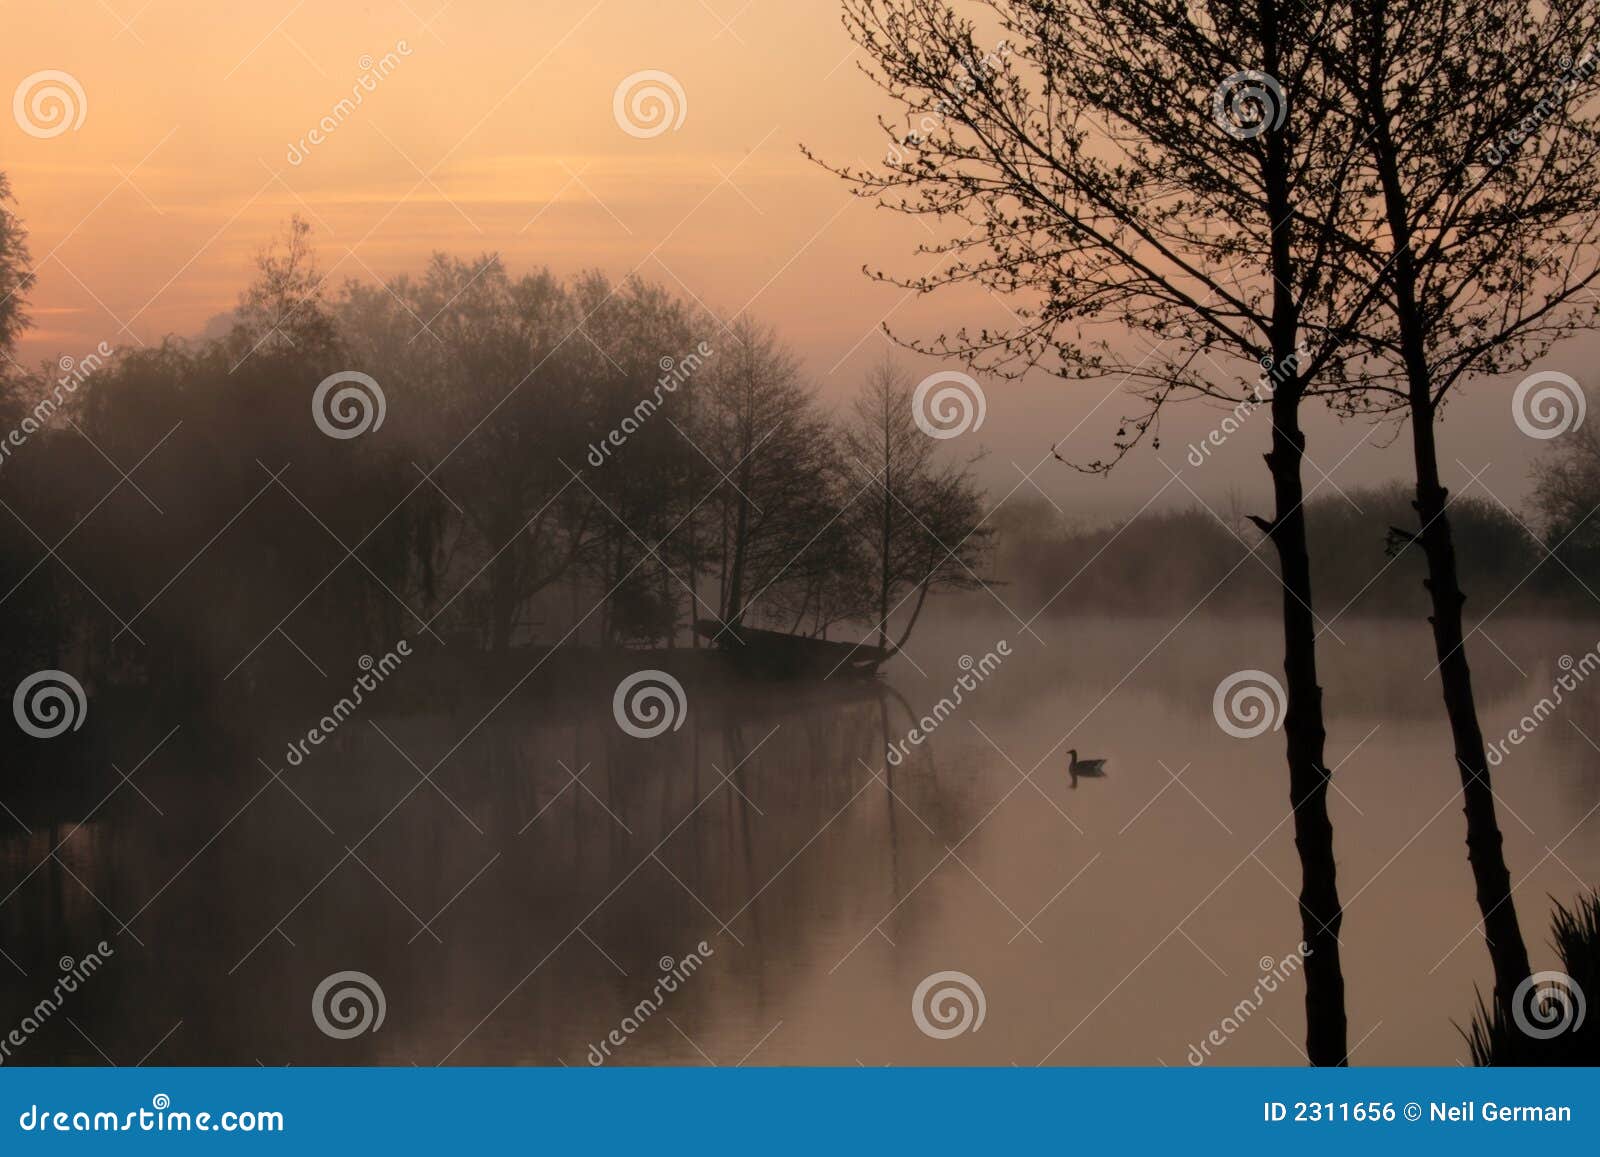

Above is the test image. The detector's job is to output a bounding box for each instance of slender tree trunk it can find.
[725,485,751,626]
[1409,395,1533,1009]
[1263,390,1349,1067]
[1258,6,1348,1061]
[1362,43,1534,1009]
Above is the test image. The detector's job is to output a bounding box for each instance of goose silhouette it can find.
[1067,749,1107,790]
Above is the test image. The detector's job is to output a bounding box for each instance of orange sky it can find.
[2,0,1580,512]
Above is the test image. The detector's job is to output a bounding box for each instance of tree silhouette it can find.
[811,0,1398,1063]
[1319,0,1600,1014]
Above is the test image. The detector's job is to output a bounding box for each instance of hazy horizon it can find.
[4,0,1582,516]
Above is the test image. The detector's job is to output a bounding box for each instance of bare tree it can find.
[839,356,991,654]
[1321,0,1600,1013]
[812,0,1396,1063]
[698,315,838,630]
[1531,385,1600,577]
[0,174,32,369]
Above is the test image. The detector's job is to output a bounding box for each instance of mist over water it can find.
[4,608,1591,1066]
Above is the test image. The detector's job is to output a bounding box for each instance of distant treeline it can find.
[0,219,989,696]
[990,479,1596,620]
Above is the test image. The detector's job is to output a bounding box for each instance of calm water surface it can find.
[3,613,1596,1065]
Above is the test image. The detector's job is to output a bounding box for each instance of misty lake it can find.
[3,612,1596,1066]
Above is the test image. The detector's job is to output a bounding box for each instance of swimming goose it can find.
[1067,749,1108,789]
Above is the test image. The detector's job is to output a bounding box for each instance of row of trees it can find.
[825,0,1600,1062]
[992,479,1600,620]
[0,207,991,694]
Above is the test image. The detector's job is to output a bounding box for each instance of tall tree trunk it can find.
[1258,5,1348,1060]
[1408,395,1533,1010]
[1362,43,1534,1010]
[1263,390,1349,1067]
[724,486,751,626]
